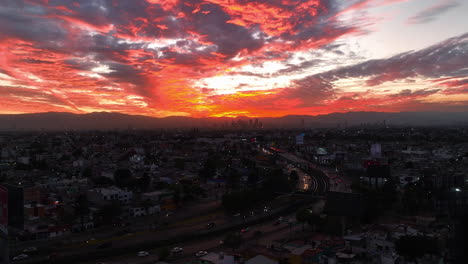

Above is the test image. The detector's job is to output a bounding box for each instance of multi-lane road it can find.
[278,152,330,194]
[80,214,302,264]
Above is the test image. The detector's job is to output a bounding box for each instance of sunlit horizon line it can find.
[0,109,466,119]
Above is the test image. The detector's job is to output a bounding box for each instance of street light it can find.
[455,188,461,192]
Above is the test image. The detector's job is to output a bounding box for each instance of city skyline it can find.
[1,0,467,117]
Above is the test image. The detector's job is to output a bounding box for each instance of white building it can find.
[87,187,133,205]
[128,205,160,217]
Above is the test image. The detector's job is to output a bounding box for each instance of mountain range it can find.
[0,111,467,131]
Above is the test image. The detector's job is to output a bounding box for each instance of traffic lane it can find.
[257,224,302,247]
[286,164,316,192]
[321,169,350,192]
[21,197,300,263]
[89,216,297,264]
[11,200,221,252]
[20,202,290,263]
[18,212,231,263]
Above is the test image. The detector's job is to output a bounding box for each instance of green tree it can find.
[114,168,134,189]
[175,158,185,170]
[289,170,299,189]
[92,176,114,186]
[82,167,93,178]
[224,233,243,251]
[263,169,290,195]
[98,202,122,224]
[396,235,439,262]
[226,168,241,190]
[296,208,313,231]
[158,247,170,261]
[74,194,90,231]
[308,214,322,232]
[253,230,263,245]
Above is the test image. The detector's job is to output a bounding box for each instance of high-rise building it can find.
[0,184,24,231]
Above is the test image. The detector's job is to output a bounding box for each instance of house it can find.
[87,187,133,206]
[199,252,235,264]
[245,255,278,264]
[141,190,174,203]
[128,205,160,217]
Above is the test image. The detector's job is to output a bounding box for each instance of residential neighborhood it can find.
[0,125,467,263]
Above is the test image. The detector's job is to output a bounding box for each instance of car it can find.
[171,247,183,254]
[240,227,249,233]
[13,254,29,261]
[137,251,149,257]
[23,247,37,253]
[97,242,112,249]
[233,213,241,217]
[165,212,174,217]
[86,238,96,244]
[195,251,208,257]
[207,222,216,228]
[278,217,284,222]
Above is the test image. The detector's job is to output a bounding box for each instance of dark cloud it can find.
[285,76,334,107]
[183,2,263,57]
[389,88,440,98]
[0,6,66,44]
[407,0,459,24]
[318,32,468,85]
[20,59,54,64]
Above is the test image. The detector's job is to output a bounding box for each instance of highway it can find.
[278,152,330,194]
[80,214,302,264]
[15,197,310,264]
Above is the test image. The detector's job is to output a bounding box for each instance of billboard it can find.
[370,143,382,158]
[296,133,304,145]
[0,186,7,235]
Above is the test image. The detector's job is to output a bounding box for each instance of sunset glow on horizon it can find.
[1,0,467,117]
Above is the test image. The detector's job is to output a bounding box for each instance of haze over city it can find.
[1,0,467,118]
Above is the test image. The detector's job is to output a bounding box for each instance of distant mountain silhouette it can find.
[0,111,467,131]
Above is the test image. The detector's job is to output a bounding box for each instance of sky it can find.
[0,0,467,117]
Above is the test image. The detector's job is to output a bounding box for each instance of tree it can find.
[253,230,263,245]
[168,184,182,206]
[289,170,299,189]
[92,176,114,186]
[224,233,243,251]
[226,168,241,190]
[135,173,151,191]
[82,167,93,178]
[98,202,122,224]
[264,169,290,195]
[199,154,223,179]
[395,235,439,262]
[114,168,134,189]
[74,194,90,231]
[296,208,313,231]
[174,158,185,170]
[158,247,170,261]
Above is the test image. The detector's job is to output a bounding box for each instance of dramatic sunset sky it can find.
[0,0,467,117]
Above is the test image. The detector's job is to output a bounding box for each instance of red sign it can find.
[0,186,8,235]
